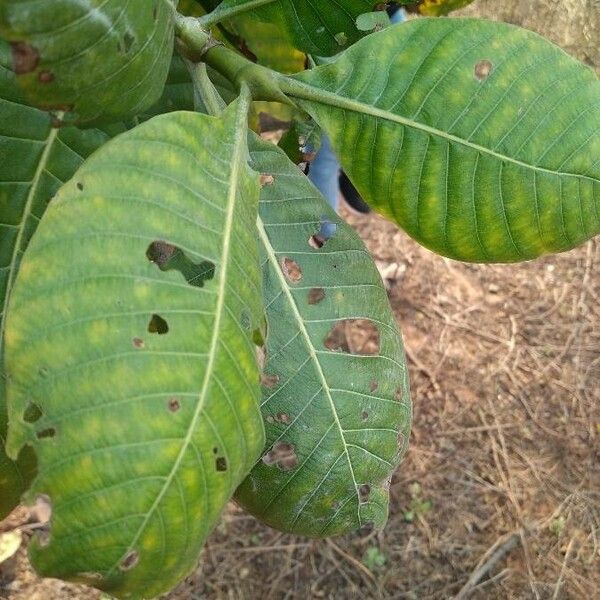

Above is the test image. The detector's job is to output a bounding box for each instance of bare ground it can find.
[1,1,599,599]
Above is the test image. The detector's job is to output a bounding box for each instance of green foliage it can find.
[236,135,410,536]
[0,1,598,598]
[4,98,265,598]
[283,19,600,262]
[0,0,177,124]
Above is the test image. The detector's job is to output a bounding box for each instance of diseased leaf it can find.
[235,135,411,537]
[206,0,377,56]
[0,0,177,124]
[4,99,265,598]
[282,19,600,263]
[0,40,116,518]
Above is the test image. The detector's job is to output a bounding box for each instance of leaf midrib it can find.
[256,217,363,524]
[105,99,251,576]
[280,76,600,185]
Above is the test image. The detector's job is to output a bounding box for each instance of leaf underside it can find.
[235,135,411,537]
[0,0,176,124]
[4,102,264,599]
[287,18,600,263]
[0,40,115,518]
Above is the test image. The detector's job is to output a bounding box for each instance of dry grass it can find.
[2,1,599,599]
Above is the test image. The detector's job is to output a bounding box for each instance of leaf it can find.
[0,40,117,518]
[412,0,477,16]
[4,98,265,598]
[235,135,411,537]
[281,19,600,263]
[0,0,177,125]
[206,0,376,56]
[0,529,22,564]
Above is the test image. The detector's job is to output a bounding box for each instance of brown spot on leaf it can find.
[474,59,493,81]
[281,257,302,283]
[395,387,403,402]
[370,380,378,392]
[132,337,144,349]
[38,70,54,83]
[359,484,371,503]
[168,398,180,412]
[11,41,40,74]
[119,550,139,571]
[361,411,369,421]
[215,457,227,472]
[262,441,298,471]
[260,174,274,187]
[274,412,292,425]
[261,373,280,388]
[308,287,325,305]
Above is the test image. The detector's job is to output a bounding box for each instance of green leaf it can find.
[0,0,177,125]
[205,0,376,56]
[235,135,411,537]
[0,40,116,518]
[281,19,600,263]
[4,98,265,598]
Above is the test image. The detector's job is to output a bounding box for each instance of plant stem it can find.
[198,0,278,28]
[187,61,227,116]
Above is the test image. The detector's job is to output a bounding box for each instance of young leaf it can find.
[0,0,178,124]
[204,0,376,56]
[235,135,411,537]
[281,19,600,263]
[0,40,116,518]
[4,99,265,598]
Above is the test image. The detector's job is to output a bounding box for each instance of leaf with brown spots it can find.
[235,135,411,537]
[3,95,265,599]
[0,1,177,124]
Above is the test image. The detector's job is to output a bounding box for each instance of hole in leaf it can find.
[36,427,56,440]
[252,327,265,347]
[308,288,325,305]
[281,257,302,283]
[146,241,215,288]
[10,41,40,74]
[359,484,371,503]
[261,373,280,388]
[215,457,227,472]
[309,218,337,249]
[168,398,180,412]
[213,447,218,454]
[76,182,84,191]
[119,550,139,571]
[474,59,493,81]
[148,314,169,335]
[132,337,144,349]
[262,441,298,471]
[324,319,380,355]
[361,411,369,421]
[23,402,43,423]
